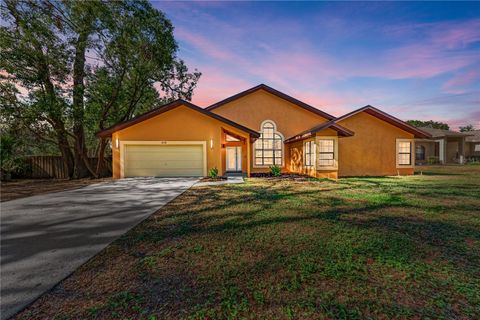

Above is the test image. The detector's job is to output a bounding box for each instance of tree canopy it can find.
[459,124,475,132]
[0,0,201,178]
[406,120,450,130]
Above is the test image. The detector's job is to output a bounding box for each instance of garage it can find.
[123,143,205,177]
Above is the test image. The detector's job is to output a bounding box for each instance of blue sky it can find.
[153,1,480,129]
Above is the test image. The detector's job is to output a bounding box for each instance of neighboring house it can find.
[414,127,474,165]
[96,84,430,179]
[465,130,480,160]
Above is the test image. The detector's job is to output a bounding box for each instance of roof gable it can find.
[96,100,260,138]
[206,84,335,120]
[285,120,354,143]
[335,105,431,139]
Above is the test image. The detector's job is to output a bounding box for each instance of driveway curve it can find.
[1,177,198,320]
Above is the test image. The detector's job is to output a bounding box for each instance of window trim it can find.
[316,136,338,170]
[396,139,414,168]
[253,120,285,168]
[304,139,316,167]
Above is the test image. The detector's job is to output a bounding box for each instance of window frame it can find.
[396,139,414,168]
[253,120,284,168]
[304,140,316,167]
[318,139,335,167]
[415,144,425,161]
[316,136,338,170]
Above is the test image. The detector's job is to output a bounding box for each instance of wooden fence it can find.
[23,156,112,179]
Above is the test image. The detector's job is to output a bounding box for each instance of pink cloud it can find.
[385,19,480,49]
[432,20,480,49]
[375,45,478,79]
[175,28,237,61]
[443,70,480,94]
[190,68,252,106]
[159,3,479,127]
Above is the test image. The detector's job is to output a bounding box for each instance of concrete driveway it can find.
[0,177,198,320]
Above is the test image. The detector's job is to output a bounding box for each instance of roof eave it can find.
[95,99,260,139]
[284,122,354,144]
[335,105,432,139]
[206,84,335,120]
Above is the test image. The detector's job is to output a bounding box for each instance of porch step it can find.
[225,171,244,177]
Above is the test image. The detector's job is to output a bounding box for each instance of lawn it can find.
[17,166,480,319]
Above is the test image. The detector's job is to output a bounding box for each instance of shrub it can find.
[208,167,219,178]
[427,156,439,165]
[0,134,24,180]
[270,164,281,177]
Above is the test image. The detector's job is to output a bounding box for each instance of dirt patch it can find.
[250,173,329,181]
[0,178,111,202]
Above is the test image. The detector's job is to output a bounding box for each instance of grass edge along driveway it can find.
[16,166,480,320]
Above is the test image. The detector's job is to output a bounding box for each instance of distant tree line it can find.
[459,124,476,132]
[406,120,450,130]
[406,120,476,132]
[0,0,201,179]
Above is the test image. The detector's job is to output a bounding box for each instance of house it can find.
[96,84,430,179]
[414,127,474,164]
[465,130,480,160]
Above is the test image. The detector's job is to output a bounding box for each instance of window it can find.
[318,139,335,167]
[225,134,240,142]
[398,141,412,165]
[304,140,316,167]
[254,121,283,166]
[415,145,425,161]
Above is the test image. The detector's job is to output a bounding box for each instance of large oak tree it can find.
[0,0,201,178]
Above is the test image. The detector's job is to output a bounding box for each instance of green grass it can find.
[17,166,480,320]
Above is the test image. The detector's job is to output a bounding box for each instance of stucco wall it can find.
[111,105,250,179]
[337,112,414,176]
[446,141,459,163]
[287,128,339,179]
[209,89,329,173]
[288,139,317,177]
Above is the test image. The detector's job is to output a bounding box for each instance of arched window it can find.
[416,145,425,161]
[254,120,283,166]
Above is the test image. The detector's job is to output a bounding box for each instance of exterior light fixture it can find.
[210,138,214,149]
[115,138,119,149]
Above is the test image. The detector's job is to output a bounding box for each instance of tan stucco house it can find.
[96,84,431,179]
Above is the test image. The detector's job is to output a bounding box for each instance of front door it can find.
[226,146,242,171]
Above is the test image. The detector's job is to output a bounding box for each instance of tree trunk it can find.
[72,27,95,178]
[58,134,75,178]
[95,137,107,177]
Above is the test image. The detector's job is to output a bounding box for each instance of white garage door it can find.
[124,144,204,177]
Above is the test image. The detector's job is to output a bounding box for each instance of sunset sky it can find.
[154,1,480,130]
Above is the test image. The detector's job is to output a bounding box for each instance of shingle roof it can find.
[96,99,260,138]
[465,130,480,142]
[416,127,474,139]
[335,105,432,138]
[284,120,354,143]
